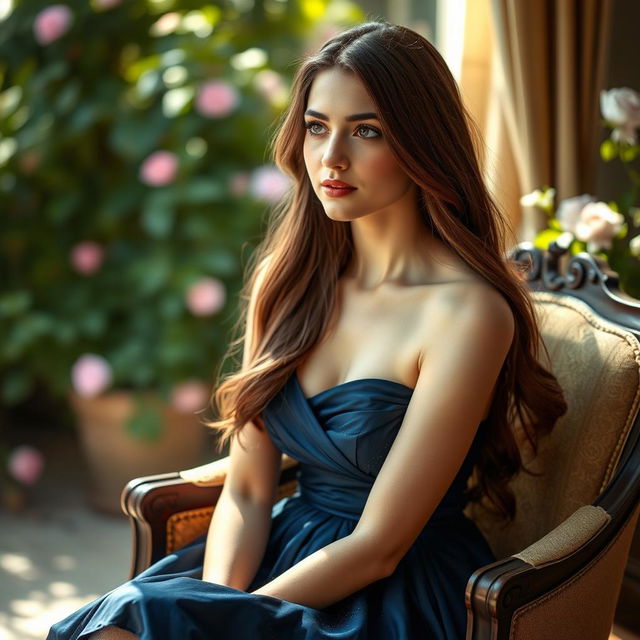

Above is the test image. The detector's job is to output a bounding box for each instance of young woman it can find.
[49,21,566,640]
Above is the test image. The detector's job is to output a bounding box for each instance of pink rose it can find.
[139,151,178,187]
[8,446,45,486]
[195,81,240,118]
[556,194,597,234]
[574,202,625,250]
[185,277,226,316]
[249,165,291,204]
[171,380,210,413]
[71,354,113,397]
[600,88,640,145]
[33,5,73,45]
[70,241,104,275]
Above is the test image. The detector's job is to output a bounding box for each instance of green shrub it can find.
[0,0,364,413]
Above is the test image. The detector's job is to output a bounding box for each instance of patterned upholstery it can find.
[466,291,640,559]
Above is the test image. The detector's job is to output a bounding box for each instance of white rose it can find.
[574,201,624,250]
[556,194,596,234]
[600,88,640,145]
[630,235,640,258]
[519,187,555,209]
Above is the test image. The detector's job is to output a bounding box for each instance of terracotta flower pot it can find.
[69,389,211,515]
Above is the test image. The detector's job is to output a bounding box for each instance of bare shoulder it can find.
[417,278,515,363]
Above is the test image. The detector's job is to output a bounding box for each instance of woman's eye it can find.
[355,124,381,139]
[305,121,326,135]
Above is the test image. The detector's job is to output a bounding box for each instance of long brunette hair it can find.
[205,21,567,521]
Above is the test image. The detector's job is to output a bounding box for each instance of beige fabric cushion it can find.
[513,505,610,567]
[467,292,640,558]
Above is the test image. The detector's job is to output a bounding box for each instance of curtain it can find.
[459,0,614,243]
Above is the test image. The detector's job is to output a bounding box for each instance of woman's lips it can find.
[320,180,357,198]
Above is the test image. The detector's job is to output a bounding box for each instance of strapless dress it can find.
[47,371,495,640]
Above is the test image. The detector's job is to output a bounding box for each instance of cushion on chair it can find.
[466,291,640,559]
[512,505,610,567]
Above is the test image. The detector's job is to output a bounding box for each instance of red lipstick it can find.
[321,179,357,198]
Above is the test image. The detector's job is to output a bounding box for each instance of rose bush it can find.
[0,0,364,433]
[522,86,640,299]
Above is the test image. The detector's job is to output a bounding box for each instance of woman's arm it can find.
[202,255,282,589]
[252,284,515,609]
[202,424,281,589]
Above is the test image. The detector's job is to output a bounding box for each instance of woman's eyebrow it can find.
[304,109,379,122]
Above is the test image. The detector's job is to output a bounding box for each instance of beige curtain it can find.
[459,0,614,244]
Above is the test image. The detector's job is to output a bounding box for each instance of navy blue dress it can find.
[48,372,495,640]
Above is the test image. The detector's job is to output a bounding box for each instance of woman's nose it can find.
[321,135,349,170]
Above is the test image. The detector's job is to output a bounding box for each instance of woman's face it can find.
[302,67,416,221]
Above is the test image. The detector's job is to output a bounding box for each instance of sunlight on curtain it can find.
[435,0,522,247]
[435,0,467,83]
[457,0,521,247]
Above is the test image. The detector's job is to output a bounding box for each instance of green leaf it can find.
[548,218,563,231]
[141,190,176,238]
[68,103,100,134]
[620,145,639,163]
[197,249,238,275]
[109,109,167,158]
[129,250,172,295]
[178,179,225,204]
[2,313,54,360]
[48,191,83,224]
[0,291,32,317]
[56,80,81,115]
[570,240,587,255]
[619,190,635,214]
[617,223,629,239]
[159,294,183,319]
[79,310,107,337]
[125,398,163,441]
[102,185,141,221]
[533,229,562,250]
[600,139,617,162]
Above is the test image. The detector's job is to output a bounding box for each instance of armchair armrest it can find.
[121,453,300,579]
[178,453,299,487]
[465,503,639,640]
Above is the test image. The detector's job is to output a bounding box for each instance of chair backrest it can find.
[466,245,640,559]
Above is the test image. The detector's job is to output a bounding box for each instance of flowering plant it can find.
[0,0,363,435]
[522,87,640,299]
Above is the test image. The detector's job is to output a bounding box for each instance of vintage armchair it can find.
[122,243,640,640]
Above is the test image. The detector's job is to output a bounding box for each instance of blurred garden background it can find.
[1,0,640,638]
